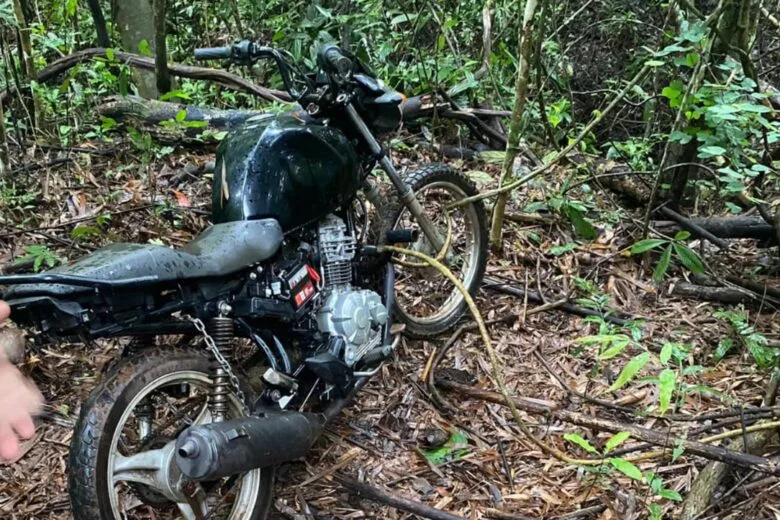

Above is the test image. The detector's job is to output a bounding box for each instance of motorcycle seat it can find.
[3,219,283,298]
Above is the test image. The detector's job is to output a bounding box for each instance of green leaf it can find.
[660,343,674,365]
[609,352,650,392]
[551,243,578,256]
[105,48,115,61]
[648,504,663,520]
[175,110,187,123]
[698,145,727,158]
[138,39,152,57]
[564,206,598,240]
[605,432,631,454]
[672,243,705,274]
[631,239,667,254]
[658,369,676,414]
[419,430,471,465]
[659,489,682,501]
[609,458,644,481]
[669,130,693,144]
[661,85,682,100]
[674,231,691,241]
[465,170,493,185]
[652,245,673,283]
[656,44,691,57]
[713,337,735,362]
[564,433,598,454]
[679,21,708,43]
[160,90,192,101]
[746,341,779,369]
[599,336,632,360]
[645,60,665,67]
[672,442,685,462]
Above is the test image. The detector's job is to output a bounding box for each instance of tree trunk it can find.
[12,0,39,131]
[113,0,159,98]
[0,95,7,174]
[488,0,539,251]
[228,0,245,37]
[153,0,171,94]
[86,0,111,47]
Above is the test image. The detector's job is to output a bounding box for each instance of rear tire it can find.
[373,164,488,338]
[68,347,275,520]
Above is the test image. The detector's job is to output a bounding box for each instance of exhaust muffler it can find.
[175,410,325,481]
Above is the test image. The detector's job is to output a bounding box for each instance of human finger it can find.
[0,421,20,461]
[10,412,35,441]
[0,301,9,322]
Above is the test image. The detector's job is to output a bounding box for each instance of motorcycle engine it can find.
[315,214,387,366]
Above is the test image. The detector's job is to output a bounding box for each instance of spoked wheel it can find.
[374,164,488,338]
[68,347,274,520]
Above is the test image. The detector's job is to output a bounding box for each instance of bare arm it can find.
[0,301,42,461]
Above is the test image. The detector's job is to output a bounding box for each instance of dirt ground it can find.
[1,144,779,519]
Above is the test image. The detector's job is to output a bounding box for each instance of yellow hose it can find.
[390,210,453,269]
[380,246,780,468]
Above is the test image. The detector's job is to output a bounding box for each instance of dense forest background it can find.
[1,0,780,519]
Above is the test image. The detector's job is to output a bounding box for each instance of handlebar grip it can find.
[194,46,232,60]
[319,44,353,76]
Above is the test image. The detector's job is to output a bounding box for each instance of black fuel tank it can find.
[212,111,360,231]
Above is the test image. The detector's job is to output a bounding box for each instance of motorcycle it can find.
[0,41,488,520]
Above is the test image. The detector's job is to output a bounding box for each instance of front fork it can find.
[346,104,445,252]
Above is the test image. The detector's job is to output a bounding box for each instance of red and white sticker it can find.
[294,280,316,307]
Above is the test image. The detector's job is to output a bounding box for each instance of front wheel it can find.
[374,164,488,338]
[68,347,274,520]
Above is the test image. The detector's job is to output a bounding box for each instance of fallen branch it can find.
[653,216,777,242]
[657,206,729,250]
[483,508,535,520]
[762,6,780,31]
[672,281,780,306]
[723,276,780,301]
[96,95,266,130]
[439,380,780,477]
[483,277,632,326]
[5,48,291,104]
[335,475,466,520]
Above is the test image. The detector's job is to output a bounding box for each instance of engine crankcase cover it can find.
[317,289,387,365]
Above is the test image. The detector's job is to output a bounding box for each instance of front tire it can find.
[374,164,488,338]
[68,347,274,520]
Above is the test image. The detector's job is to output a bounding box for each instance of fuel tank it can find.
[212,110,361,231]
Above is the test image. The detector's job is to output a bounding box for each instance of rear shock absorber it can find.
[208,316,234,422]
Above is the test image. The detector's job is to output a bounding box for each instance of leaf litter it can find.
[0,137,779,519]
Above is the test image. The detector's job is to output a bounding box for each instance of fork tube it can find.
[346,104,445,251]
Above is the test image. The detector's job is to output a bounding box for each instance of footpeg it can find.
[262,368,298,392]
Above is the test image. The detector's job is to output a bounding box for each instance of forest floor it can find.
[0,139,779,519]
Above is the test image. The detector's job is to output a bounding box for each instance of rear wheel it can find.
[374,164,488,338]
[68,347,274,520]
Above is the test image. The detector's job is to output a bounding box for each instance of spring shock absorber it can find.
[208,316,234,422]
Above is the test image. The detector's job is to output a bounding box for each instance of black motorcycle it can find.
[1,42,487,520]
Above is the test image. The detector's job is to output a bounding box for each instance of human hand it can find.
[0,300,43,461]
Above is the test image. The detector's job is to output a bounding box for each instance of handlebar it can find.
[318,44,354,77]
[195,40,313,101]
[193,46,233,60]
[194,40,359,103]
